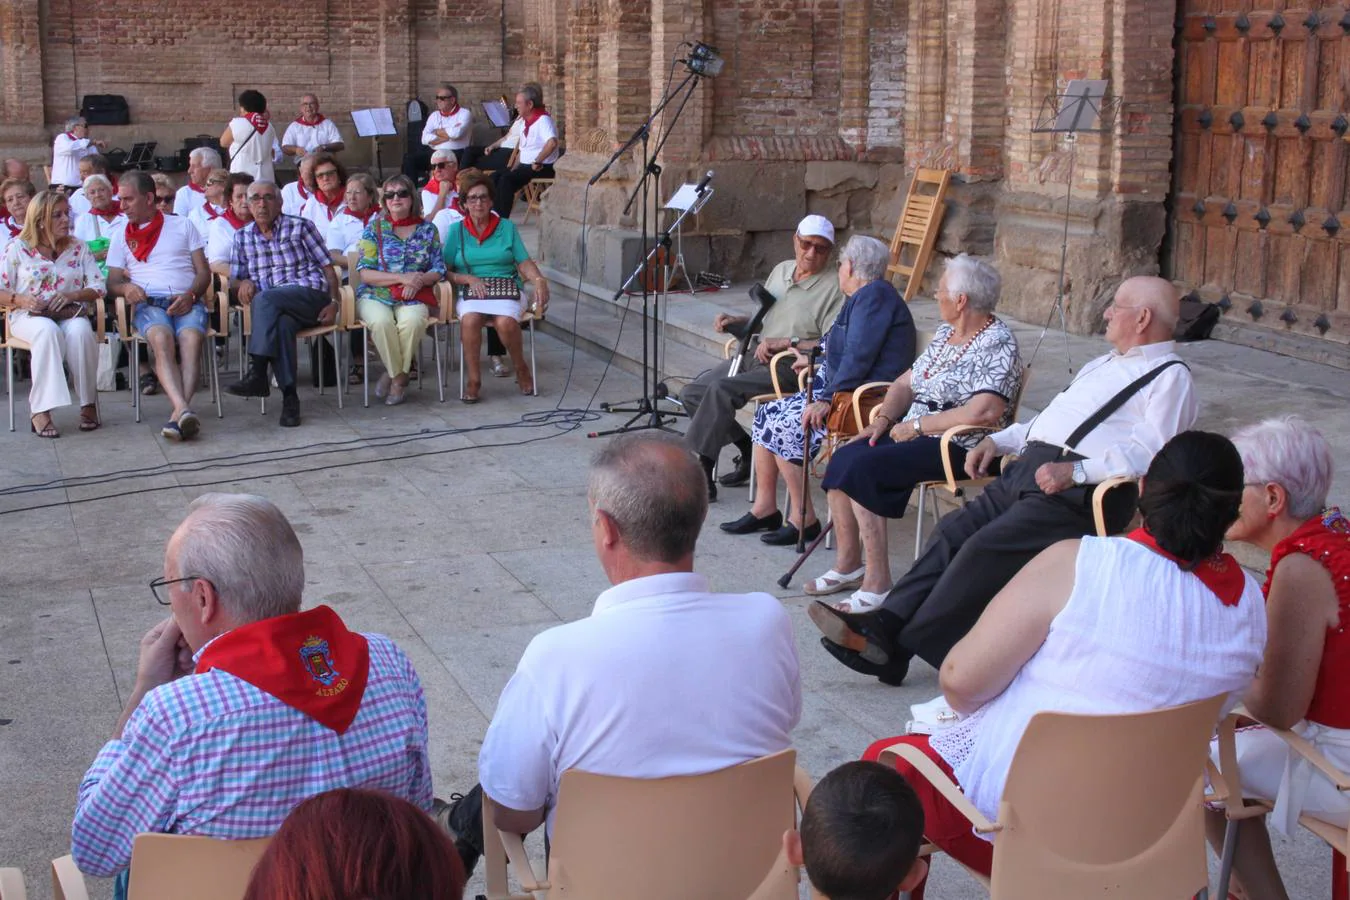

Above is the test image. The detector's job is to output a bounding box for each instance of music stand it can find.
[352,107,398,179]
[1029,79,1118,374]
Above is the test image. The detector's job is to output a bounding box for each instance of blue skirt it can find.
[820,434,964,518]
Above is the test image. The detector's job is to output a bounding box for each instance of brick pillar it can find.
[948,0,1007,179]
[839,0,871,152]
[598,0,652,143]
[904,0,950,166]
[649,0,706,164]
[0,0,51,157]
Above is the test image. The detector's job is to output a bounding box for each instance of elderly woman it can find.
[72,174,126,273]
[0,190,106,436]
[422,150,460,220]
[301,153,348,234]
[1205,417,1346,900]
[865,430,1267,897]
[720,235,916,547]
[355,175,445,406]
[186,168,231,237]
[328,172,380,385]
[1,178,36,257]
[441,170,549,402]
[804,255,1023,611]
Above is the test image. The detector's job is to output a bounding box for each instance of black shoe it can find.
[699,454,718,502]
[279,394,300,427]
[760,520,821,546]
[225,366,271,398]
[819,636,912,686]
[719,510,783,535]
[432,786,484,877]
[717,453,752,487]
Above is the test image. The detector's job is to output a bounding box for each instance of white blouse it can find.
[0,238,106,303]
[73,212,128,245]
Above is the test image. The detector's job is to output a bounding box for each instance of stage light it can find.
[684,42,724,78]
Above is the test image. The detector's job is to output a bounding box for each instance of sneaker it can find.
[489,355,511,378]
[431,787,484,877]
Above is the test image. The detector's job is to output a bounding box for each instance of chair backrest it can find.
[988,695,1226,900]
[887,168,950,301]
[126,834,271,900]
[547,749,799,900]
[0,868,27,900]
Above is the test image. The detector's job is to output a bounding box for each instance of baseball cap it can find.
[796,214,835,244]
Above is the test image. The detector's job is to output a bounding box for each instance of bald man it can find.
[3,159,29,183]
[281,95,344,158]
[810,276,1196,685]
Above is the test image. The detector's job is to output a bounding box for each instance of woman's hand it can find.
[531,279,549,314]
[789,349,810,373]
[801,400,831,431]
[11,292,41,311]
[465,276,488,299]
[889,419,920,443]
[399,272,425,295]
[851,413,890,446]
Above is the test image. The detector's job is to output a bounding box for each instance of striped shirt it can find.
[71,632,431,877]
[230,213,331,293]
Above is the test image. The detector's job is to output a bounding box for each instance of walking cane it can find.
[793,340,823,554]
[778,520,834,589]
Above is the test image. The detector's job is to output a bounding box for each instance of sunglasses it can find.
[797,238,831,254]
[432,162,455,169]
[206,179,227,187]
[384,189,413,200]
[155,195,174,204]
[436,95,454,101]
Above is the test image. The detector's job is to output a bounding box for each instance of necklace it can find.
[921,316,996,379]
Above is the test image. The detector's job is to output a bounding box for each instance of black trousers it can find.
[882,443,1136,668]
[492,163,555,217]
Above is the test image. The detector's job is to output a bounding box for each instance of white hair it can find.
[430,148,457,164]
[65,116,85,131]
[190,147,222,169]
[839,235,890,283]
[175,493,305,622]
[587,434,707,563]
[1232,417,1334,520]
[81,174,112,194]
[943,254,1002,314]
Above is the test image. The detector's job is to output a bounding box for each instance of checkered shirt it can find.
[71,632,432,877]
[229,214,331,293]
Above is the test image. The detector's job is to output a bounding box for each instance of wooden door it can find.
[1167,0,1350,347]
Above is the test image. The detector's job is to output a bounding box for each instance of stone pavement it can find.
[0,275,1343,898]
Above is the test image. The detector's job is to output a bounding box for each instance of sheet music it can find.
[483,100,512,128]
[1051,80,1107,132]
[352,108,398,137]
[665,184,701,211]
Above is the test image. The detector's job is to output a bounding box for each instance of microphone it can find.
[695,170,714,194]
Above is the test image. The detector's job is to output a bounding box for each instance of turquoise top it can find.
[442,216,530,285]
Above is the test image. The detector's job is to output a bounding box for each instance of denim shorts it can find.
[133,296,208,337]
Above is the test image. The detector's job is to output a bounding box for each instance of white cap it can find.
[796,214,835,244]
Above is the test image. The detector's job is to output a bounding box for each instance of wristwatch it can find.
[912,417,923,436]
[1071,461,1087,485]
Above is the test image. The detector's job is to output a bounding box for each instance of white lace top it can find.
[929,536,1267,833]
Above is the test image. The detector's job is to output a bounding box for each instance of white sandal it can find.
[803,567,866,596]
[832,589,888,613]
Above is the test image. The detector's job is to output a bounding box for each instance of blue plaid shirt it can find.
[230,214,331,293]
[71,631,432,877]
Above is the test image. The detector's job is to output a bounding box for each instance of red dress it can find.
[1265,507,1350,728]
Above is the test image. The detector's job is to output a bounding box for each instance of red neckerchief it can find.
[464,212,500,243]
[350,207,378,225]
[3,216,19,237]
[188,181,206,195]
[1128,527,1245,607]
[297,182,311,201]
[387,215,422,228]
[194,605,370,734]
[522,106,548,137]
[314,187,343,218]
[441,102,461,119]
[294,113,327,127]
[423,178,453,196]
[245,112,270,134]
[222,207,248,229]
[91,201,122,221]
[64,131,78,140]
[205,203,223,220]
[124,211,166,263]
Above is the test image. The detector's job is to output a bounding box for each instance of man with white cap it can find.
[681,214,845,500]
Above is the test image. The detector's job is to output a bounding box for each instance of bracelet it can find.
[874,414,892,429]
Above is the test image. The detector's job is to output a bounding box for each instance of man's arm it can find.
[445,110,471,141]
[478,659,556,838]
[1079,365,1198,483]
[421,116,445,148]
[533,139,558,168]
[319,120,344,154]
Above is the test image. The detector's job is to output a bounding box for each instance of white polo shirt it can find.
[73,212,127,245]
[478,571,801,834]
[517,114,559,166]
[173,184,207,219]
[106,214,203,295]
[282,117,342,154]
[188,203,227,239]
[300,194,346,236]
[421,107,473,152]
[281,182,312,218]
[326,210,376,257]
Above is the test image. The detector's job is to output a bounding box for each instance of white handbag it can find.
[96,332,121,392]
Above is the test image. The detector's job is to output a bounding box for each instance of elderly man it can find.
[281,153,318,217]
[3,158,30,183]
[224,180,340,427]
[51,118,106,190]
[171,148,224,219]
[681,214,844,499]
[491,83,559,218]
[106,171,212,441]
[282,94,345,158]
[70,493,431,886]
[422,149,460,219]
[810,276,1196,685]
[422,83,473,163]
[433,433,801,874]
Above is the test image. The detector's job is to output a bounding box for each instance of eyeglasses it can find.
[155,195,174,205]
[465,194,492,203]
[432,162,455,169]
[315,169,339,179]
[248,194,279,203]
[436,95,454,101]
[150,575,212,605]
[796,238,831,255]
[206,179,227,187]
[384,189,412,200]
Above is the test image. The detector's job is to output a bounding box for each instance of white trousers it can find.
[9,311,98,414]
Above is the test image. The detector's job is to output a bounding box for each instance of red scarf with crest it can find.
[124,211,166,263]
[522,106,548,137]
[1128,527,1245,607]
[294,113,327,127]
[91,201,122,221]
[464,211,500,243]
[244,112,270,134]
[194,605,370,734]
[222,207,248,229]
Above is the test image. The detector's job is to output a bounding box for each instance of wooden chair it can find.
[0,868,27,900]
[483,749,811,900]
[502,146,558,225]
[1211,709,1350,900]
[886,694,1226,900]
[887,168,951,301]
[52,834,270,900]
[114,287,225,424]
[3,299,108,432]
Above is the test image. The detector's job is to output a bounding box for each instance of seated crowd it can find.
[7,83,1345,900]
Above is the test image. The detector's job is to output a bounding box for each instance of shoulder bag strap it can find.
[1065,359,1188,449]
[229,123,259,162]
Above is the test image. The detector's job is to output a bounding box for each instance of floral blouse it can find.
[0,237,105,316]
[903,318,1023,449]
[355,220,446,306]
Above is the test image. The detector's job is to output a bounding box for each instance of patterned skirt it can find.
[751,368,828,464]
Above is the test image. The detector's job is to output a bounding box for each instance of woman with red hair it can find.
[243,789,465,900]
